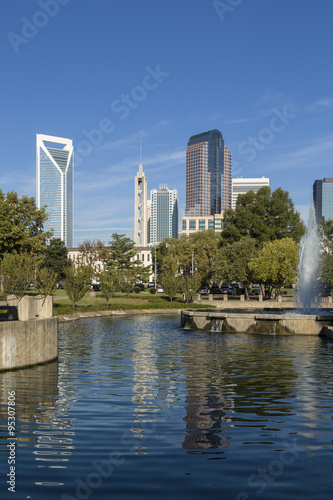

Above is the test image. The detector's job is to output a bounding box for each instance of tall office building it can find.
[134,163,148,247]
[149,186,178,246]
[36,134,74,247]
[185,129,231,217]
[313,178,333,223]
[222,146,232,210]
[232,177,270,210]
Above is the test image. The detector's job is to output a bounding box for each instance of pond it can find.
[1,314,333,499]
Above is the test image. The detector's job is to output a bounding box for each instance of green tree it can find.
[119,268,137,296]
[0,253,37,299]
[43,238,71,279]
[0,190,51,260]
[64,263,92,307]
[35,267,58,299]
[318,219,333,294]
[155,231,219,285]
[179,273,202,304]
[250,237,298,298]
[214,236,258,299]
[78,239,110,279]
[98,269,120,306]
[221,186,305,245]
[108,233,136,270]
[160,271,180,302]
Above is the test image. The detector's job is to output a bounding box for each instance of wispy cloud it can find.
[98,120,169,152]
[253,134,333,173]
[305,97,333,111]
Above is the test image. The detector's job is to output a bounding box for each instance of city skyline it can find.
[1,1,333,245]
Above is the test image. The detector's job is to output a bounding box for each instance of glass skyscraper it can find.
[313,178,333,223]
[36,134,74,247]
[185,129,231,217]
[149,186,178,246]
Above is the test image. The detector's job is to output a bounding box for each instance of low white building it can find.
[232,177,270,210]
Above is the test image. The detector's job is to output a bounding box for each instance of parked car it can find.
[156,286,164,293]
[221,287,230,295]
[148,282,155,288]
[252,288,260,295]
[198,286,210,295]
[211,287,223,295]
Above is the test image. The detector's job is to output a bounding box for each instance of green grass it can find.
[53,291,215,316]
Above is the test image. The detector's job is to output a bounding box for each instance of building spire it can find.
[139,141,143,172]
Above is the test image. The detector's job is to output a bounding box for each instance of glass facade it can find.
[185,129,227,217]
[314,178,333,223]
[150,186,178,245]
[37,135,74,247]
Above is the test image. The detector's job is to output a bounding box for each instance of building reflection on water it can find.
[182,338,233,452]
[0,359,77,487]
[129,319,234,454]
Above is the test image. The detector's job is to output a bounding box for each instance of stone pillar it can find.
[258,295,263,302]
[223,295,228,301]
[240,295,245,302]
[197,293,201,302]
[209,294,214,303]
[35,295,53,319]
[277,296,282,303]
[15,295,37,321]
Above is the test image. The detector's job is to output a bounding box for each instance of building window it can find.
[199,219,206,230]
[208,220,215,230]
[182,219,187,231]
[189,219,196,231]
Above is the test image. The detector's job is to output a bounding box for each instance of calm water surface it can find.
[1,314,333,499]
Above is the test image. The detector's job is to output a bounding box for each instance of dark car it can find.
[211,287,223,295]
[221,287,230,295]
[198,286,210,295]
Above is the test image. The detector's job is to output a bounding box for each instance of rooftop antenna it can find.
[140,141,143,165]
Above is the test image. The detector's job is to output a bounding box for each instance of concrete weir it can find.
[180,310,333,335]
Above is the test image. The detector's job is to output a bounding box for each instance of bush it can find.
[133,286,141,294]
[149,287,156,294]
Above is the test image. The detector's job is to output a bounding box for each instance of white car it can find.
[156,287,164,293]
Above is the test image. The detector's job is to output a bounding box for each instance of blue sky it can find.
[1,0,333,246]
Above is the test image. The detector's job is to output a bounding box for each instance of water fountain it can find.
[294,203,321,313]
[181,202,333,337]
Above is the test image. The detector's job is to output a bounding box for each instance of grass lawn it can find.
[52,290,215,316]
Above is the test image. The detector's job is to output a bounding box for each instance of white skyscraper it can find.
[36,134,74,247]
[232,177,270,210]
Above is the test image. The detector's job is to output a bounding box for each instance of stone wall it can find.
[0,317,58,371]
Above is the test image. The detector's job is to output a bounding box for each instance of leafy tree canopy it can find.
[221,186,305,245]
[43,238,71,279]
[250,237,298,297]
[0,190,51,260]
[108,233,136,270]
[214,236,258,298]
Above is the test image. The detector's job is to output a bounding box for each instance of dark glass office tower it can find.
[313,178,333,223]
[185,129,227,217]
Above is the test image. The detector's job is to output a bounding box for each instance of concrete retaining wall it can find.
[181,310,333,335]
[0,317,58,371]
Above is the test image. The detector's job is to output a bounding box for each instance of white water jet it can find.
[295,203,321,313]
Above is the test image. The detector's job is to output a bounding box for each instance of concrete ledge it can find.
[181,310,333,335]
[0,317,58,371]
